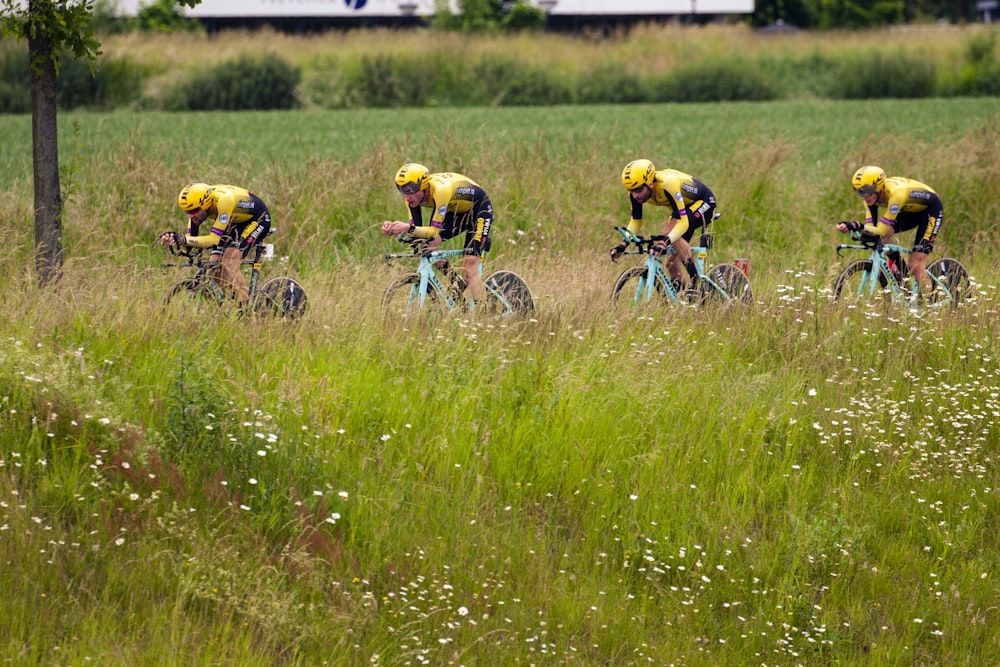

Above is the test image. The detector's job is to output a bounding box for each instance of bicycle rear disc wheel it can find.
[382,273,445,318]
[926,258,970,306]
[703,263,754,306]
[610,265,672,308]
[163,278,221,315]
[833,259,893,303]
[255,277,309,319]
[483,270,535,317]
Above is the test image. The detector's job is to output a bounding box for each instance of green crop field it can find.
[1,89,1000,665]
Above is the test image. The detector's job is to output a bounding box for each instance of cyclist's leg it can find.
[675,216,704,284]
[694,195,717,243]
[462,252,485,302]
[206,247,228,291]
[914,205,942,293]
[461,194,493,303]
[227,208,271,302]
[661,217,689,284]
[909,249,930,295]
[219,246,249,302]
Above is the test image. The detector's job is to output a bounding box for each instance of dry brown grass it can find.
[101,22,1000,85]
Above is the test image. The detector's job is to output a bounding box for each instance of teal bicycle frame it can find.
[616,227,705,304]
[834,232,969,305]
[161,228,309,319]
[834,230,970,307]
[835,234,913,302]
[382,237,534,317]
[384,246,476,311]
[611,226,751,306]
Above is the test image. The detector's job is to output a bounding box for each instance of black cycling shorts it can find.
[212,194,272,257]
[889,195,943,255]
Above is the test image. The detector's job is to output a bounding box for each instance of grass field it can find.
[1,89,1000,664]
[94,23,999,103]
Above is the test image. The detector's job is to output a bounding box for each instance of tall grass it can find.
[3,260,1000,664]
[26,23,986,109]
[1,98,1000,664]
[1,97,998,273]
[98,23,997,82]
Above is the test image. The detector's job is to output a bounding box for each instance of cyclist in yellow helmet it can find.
[837,165,943,295]
[159,183,272,304]
[611,159,717,289]
[381,163,494,304]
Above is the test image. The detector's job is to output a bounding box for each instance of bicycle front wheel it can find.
[833,259,893,303]
[382,273,446,318]
[483,270,535,317]
[611,266,672,308]
[254,277,309,319]
[926,258,970,306]
[163,278,222,315]
[702,264,754,306]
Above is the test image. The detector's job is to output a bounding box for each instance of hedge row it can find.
[1,40,999,113]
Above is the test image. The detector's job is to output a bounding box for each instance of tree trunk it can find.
[29,28,63,286]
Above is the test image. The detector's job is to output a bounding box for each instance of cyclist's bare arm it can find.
[836,220,890,236]
[381,220,441,239]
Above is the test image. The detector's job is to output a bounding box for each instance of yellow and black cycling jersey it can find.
[186,184,269,250]
[406,172,493,247]
[626,168,716,243]
[860,177,939,237]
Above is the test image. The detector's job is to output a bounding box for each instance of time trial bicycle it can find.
[161,228,308,319]
[382,234,534,318]
[833,230,970,308]
[609,226,753,308]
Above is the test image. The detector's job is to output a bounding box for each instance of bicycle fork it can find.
[854,266,882,298]
[405,262,462,310]
[413,270,442,309]
[637,258,683,305]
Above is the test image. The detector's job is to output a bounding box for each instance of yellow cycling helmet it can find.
[178,183,213,212]
[852,166,886,197]
[621,159,655,191]
[395,163,430,195]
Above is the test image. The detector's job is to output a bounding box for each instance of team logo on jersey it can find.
[219,213,229,225]
[674,191,683,202]
[438,205,448,217]
[241,221,261,240]
[888,204,900,215]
